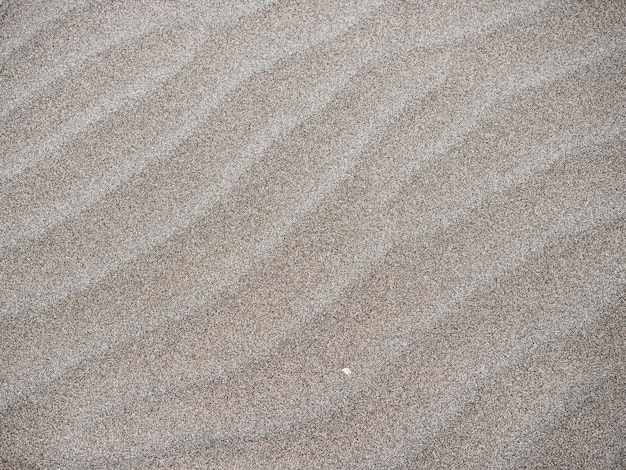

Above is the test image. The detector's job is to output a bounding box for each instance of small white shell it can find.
[342,368,352,376]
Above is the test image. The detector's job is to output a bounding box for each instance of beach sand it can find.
[1,1,625,468]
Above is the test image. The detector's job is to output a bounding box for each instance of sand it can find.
[1,0,625,468]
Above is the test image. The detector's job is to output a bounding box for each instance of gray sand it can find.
[1,1,625,468]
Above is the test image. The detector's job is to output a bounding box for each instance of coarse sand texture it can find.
[1,1,625,468]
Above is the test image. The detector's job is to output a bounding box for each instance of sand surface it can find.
[1,1,625,468]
